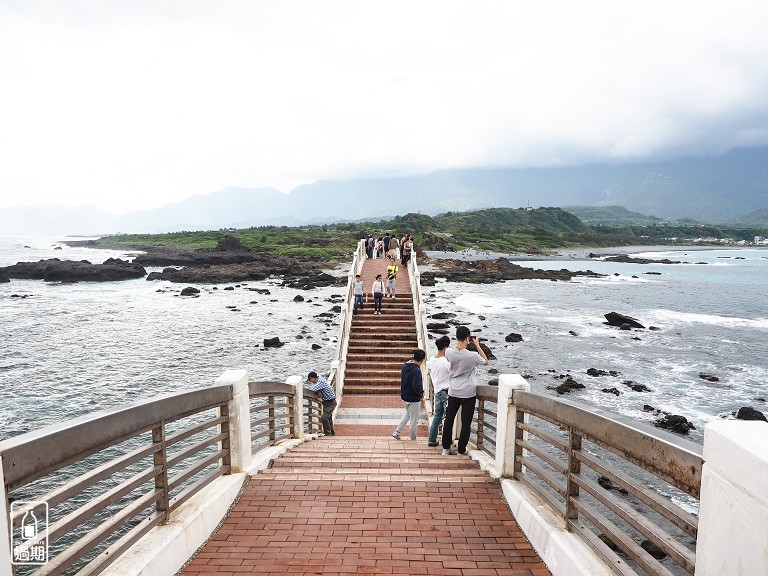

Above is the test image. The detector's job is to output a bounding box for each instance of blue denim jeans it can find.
[428,389,448,444]
[353,294,363,313]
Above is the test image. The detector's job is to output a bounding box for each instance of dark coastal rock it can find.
[624,380,651,392]
[654,414,696,435]
[431,312,457,320]
[597,476,628,495]
[282,272,341,290]
[641,540,667,560]
[735,407,767,422]
[649,326,661,331]
[419,273,438,286]
[601,387,621,396]
[604,312,645,329]
[587,368,620,377]
[604,255,682,265]
[699,372,720,382]
[505,333,523,342]
[180,287,200,296]
[427,322,451,330]
[568,330,578,336]
[293,295,305,302]
[0,276,9,283]
[0,258,147,282]
[432,257,604,284]
[548,377,585,395]
[263,337,284,348]
[311,343,322,350]
[467,340,496,360]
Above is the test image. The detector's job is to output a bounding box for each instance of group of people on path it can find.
[363,232,415,266]
[352,257,401,314]
[392,325,489,455]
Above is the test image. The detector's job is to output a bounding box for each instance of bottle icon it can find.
[21,509,38,539]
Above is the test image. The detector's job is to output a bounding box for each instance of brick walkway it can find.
[181,438,551,576]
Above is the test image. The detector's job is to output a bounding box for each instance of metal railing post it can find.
[495,374,531,478]
[153,423,170,523]
[285,375,303,440]
[0,465,13,573]
[217,369,251,473]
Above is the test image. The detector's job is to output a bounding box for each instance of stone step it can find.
[344,385,402,394]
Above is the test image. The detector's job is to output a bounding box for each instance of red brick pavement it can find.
[181,438,551,576]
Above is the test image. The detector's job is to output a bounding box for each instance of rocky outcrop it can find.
[699,372,720,382]
[180,287,200,296]
[431,257,604,284]
[505,333,523,342]
[0,258,146,282]
[548,376,585,395]
[604,312,645,329]
[603,255,683,265]
[263,337,285,348]
[654,414,696,435]
[587,368,620,377]
[735,407,767,422]
[0,275,9,283]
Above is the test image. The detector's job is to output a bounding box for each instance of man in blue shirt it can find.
[307,371,337,436]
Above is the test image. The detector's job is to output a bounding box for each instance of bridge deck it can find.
[180,255,550,575]
[181,438,550,576]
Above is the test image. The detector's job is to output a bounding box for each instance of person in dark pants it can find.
[392,349,426,441]
[441,326,489,455]
[307,371,337,436]
[371,274,384,315]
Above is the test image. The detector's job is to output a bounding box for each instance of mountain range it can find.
[2,146,767,235]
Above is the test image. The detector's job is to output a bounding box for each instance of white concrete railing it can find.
[408,254,434,410]
[468,374,768,576]
[330,239,366,403]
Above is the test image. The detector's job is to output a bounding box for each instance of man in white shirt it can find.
[426,336,451,447]
[441,326,489,455]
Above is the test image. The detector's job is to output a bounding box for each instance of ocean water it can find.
[0,235,341,442]
[2,236,767,445]
[422,247,768,442]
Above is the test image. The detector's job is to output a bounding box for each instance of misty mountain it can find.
[563,206,664,225]
[2,147,767,235]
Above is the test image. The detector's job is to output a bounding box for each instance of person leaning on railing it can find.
[306,371,337,436]
[441,326,489,456]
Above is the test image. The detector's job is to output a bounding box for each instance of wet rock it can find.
[488,379,499,386]
[0,257,147,282]
[263,337,284,348]
[548,377,585,395]
[293,294,305,302]
[604,312,645,329]
[654,414,696,435]
[597,476,628,495]
[0,276,9,283]
[311,343,322,350]
[467,340,496,360]
[431,312,457,320]
[641,540,667,560]
[601,387,621,396]
[568,330,578,336]
[432,257,603,283]
[643,404,661,414]
[587,368,620,377]
[330,305,342,313]
[649,326,661,331]
[223,286,235,291]
[419,273,437,286]
[428,322,450,330]
[699,372,720,382]
[624,380,651,393]
[735,407,767,422]
[180,287,200,296]
[604,255,682,265]
[505,333,523,342]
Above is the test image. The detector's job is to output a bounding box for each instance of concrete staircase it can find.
[344,260,418,395]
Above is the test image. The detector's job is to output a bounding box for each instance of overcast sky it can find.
[1,1,767,214]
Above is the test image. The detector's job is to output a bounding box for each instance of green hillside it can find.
[564,205,664,225]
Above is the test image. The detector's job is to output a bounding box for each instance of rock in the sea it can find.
[293,294,305,302]
[263,337,284,348]
[654,414,696,435]
[735,407,767,422]
[505,332,523,342]
[0,257,147,282]
[623,380,651,393]
[311,343,322,350]
[699,372,720,382]
[180,287,200,296]
[548,377,585,395]
[641,540,667,560]
[604,312,645,329]
[0,276,9,283]
[587,368,620,377]
[431,312,457,320]
[601,387,621,396]
[467,340,496,360]
[427,322,451,330]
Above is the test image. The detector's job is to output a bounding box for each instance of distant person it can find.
[392,349,426,440]
[371,274,385,315]
[426,336,451,447]
[441,326,489,456]
[385,258,398,298]
[383,234,391,254]
[353,274,364,314]
[366,234,374,259]
[388,235,400,260]
[376,236,384,258]
[306,371,337,436]
[401,235,413,266]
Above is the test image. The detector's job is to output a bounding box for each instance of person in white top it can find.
[441,325,489,456]
[371,274,385,315]
[426,336,451,447]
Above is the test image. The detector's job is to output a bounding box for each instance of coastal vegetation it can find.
[95,207,767,259]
